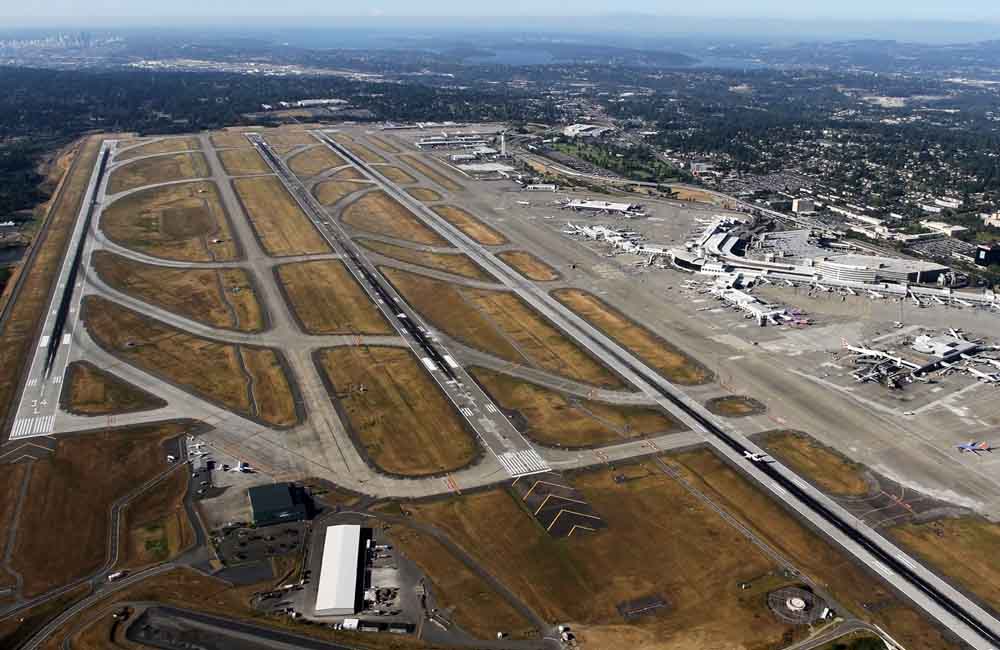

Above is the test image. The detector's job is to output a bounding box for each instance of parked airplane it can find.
[968,367,1000,384]
[743,451,774,463]
[957,441,995,454]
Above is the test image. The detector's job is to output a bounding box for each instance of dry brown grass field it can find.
[367,134,403,154]
[341,191,449,246]
[332,167,365,181]
[672,450,961,650]
[0,136,103,435]
[10,422,189,597]
[553,289,714,386]
[118,468,194,571]
[398,155,464,191]
[100,180,240,262]
[388,526,537,639]
[287,146,348,177]
[93,250,264,332]
[402,463,802,650]
[375,165,417,184]
[890,517,1000,615]
[0,464,29,589]
[704,395,767,418]
[232,176,332,256]
[406,187,443,202]
[210,130,259,149]
[470,367,681,447]
[431,205,507,245]
[107,152,210,195]
[497,251,560,281]
[218,148,272,176]
[317,346,478,476]
[313,179,369,206]
[0,584,91,649]
[357,238,494,281]
[116,137,201,161]
[61,361,167,416]
[759,431,869,496]
[276,260,394,335]
[383,268,625,389]
[330,134,387,163]
[82,296,297,426]
[263,131,317,149]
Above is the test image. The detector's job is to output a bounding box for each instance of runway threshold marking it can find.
[11,415,56,439]
[497,449,549,477]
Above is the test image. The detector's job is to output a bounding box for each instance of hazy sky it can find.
[2,1,999,22]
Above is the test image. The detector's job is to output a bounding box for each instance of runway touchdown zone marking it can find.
[11,415,56,439]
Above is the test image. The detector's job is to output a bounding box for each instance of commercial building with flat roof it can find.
[315,524,368,616]
[247,483,310,527]
[814,254,948,284]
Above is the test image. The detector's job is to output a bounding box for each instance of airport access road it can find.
[248,133,552,479]
[8,142,111,441]
[321,130,1000,650]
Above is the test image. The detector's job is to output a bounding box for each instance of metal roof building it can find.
[315,525,366,616]
[247,483,310,527]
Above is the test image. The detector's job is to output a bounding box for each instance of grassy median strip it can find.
[276,260,394,335]
[497,250,560,281]
[61,360,167,416]
[218,148,272,176]
[384,267,626,389]
[100,180,240,262]
[341,190,450,246]
[317,346,478,476]
[115,137,201,161]
[399,154,464,192]
[313,179,368,206]
[82,296,297,426]
[93,250,264,332]
[357,238,494,282]
[759,431,869,497]
[107,152,210,195]
[375,165,417,184]
[233,176,332,256]
[470,366,681,448]
[287,145,348,177]
[432,205,507,246]
[552,288,714,386]
[406,187,443,202]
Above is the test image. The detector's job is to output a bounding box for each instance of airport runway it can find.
[9,142,112,441]
[322,130,1000,650]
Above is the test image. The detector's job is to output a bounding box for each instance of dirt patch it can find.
[10,422,189,597]
[116,137,201,161]
[108,152,210,195]
[92,250,264,332]
[401,463,802,649]
[398,155,464,192]
[704,395,767,418]
[341,191,449,246]
[82,296,297,427]
[471,366,682,448]
[287,146,348,177]
[232,176,332,256]
[61,361,167,416]
[388,526,537,639]
[431,205,507,246]
[276,260,393,335]
[218,148,272,176]
[497,250,560,281]
[100,180,239,262]
[118,468,194,570]
[375,165,417,184]
[357,238,494,281]
[406,187,443,202]
[553,288,714,386]
[313,179,369,206]
[316,346,478,476]
[383,267,626,389]
[758,431,870,497]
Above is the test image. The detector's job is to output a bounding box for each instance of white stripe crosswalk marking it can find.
[497,449,549,477]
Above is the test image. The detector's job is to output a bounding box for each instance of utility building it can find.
[247,483,311,527]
